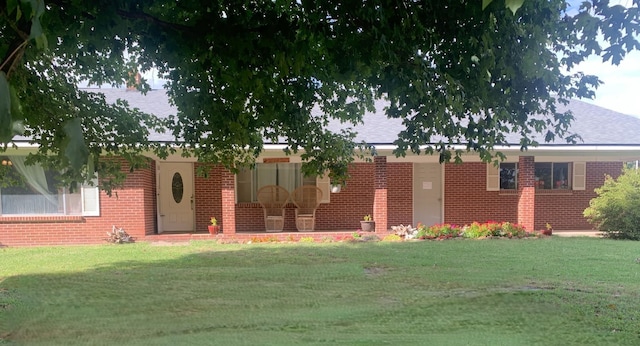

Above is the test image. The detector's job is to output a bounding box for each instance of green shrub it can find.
[485,221,504,236]
[416,224,429,239]
[423,223,461,239]
[584,168,640,240]
[461,221,529,238]
[462,222,489,238]
[500,222,528,238]
[414,221,530,240]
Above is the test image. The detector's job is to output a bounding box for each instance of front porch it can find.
[144,230,390,243]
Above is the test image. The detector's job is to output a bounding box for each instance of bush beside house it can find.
[584,168,640,240]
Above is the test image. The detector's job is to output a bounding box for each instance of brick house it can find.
[1,89,639,246]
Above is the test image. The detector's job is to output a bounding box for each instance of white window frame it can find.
[534,162,572,190]
[81,180,101,216]
[487,162,518,191]
[0,157,100,217]
[500,162,518,190]
[488,161,586,191]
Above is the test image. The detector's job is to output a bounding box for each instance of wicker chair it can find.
[256,185,290,232]
[291,185,323,232]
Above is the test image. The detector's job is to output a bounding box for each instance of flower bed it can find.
[392,221,538,240]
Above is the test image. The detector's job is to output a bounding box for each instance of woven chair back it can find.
[257,185,290,215]
[291,185,322,214]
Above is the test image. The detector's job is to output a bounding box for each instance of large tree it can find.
[1,0,639,190]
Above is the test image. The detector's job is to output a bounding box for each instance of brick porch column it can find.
[373,156,388,233]
[517,156,535,232]
[221,168,236,234]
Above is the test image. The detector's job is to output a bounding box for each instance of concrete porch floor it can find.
[553,230,602,237]
[143,229,603,243]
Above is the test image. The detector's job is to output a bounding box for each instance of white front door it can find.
[413,163,443,227]
[158,162,195,233]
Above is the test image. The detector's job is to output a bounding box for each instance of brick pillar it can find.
[373,156,388,233]
[221,169,236,234]
[517,156,535,232]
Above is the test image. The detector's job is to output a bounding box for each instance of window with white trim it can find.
[0,156,100,216]
[500,163,518,190]
[486,162,518,191]
[534,162,571,190]
[236,163,317,203]
[488,161,586,191]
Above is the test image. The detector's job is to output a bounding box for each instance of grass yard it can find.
[1,237,639,345]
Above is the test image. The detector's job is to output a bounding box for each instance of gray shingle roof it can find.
[553,101,640,145]
[92,88,640,146]
[94,88,175,142]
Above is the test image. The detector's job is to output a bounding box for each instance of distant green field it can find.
[1,238,639,345]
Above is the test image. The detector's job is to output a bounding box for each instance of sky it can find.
[576,50,640,117]
[567,0,640,117]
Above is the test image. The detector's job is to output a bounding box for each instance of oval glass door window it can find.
[171,172,184,203]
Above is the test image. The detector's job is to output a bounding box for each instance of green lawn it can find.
[1,237,639,345]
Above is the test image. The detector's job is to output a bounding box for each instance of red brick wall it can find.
[3,157,618,246]
[387,163,413,227]
[231,162,413,232]
[444,162,518,226]
[534,161,622,230]
[233,163,374,231]
[0,159,157,246]
[517,156,535,231]
[444,161,623,231]
[316,163,375,231]
[193,164,223,232]
[373,157,388,232]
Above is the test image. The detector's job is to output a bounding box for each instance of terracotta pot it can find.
[208,225,221,235]
[360,221,375,232]
[541,229,552,236]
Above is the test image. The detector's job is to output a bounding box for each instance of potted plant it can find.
[208,217,221,235]
[360,214,375,232]
[541,223,553,236]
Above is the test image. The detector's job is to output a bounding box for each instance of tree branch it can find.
[0,40,29,77]
[114,8,194,33]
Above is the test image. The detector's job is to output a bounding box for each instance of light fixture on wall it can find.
[330,184,341,193]
[1,159,12,166]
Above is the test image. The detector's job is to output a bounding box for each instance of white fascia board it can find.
[518,145,640,152]
[376,144,640,162]
[144,152,198,162]
[259,143,640,163]
[373,144,640,154]
[10,141,640,163]
[262,144,290,151]
[9,142,38,149]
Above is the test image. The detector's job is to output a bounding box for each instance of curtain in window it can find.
[256,164,277,190]
[277,163,300,193]
[7,156,58,206]
[254,163,301,193]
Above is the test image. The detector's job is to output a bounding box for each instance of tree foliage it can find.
[1,0,640,190]
[584,168,640,240]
